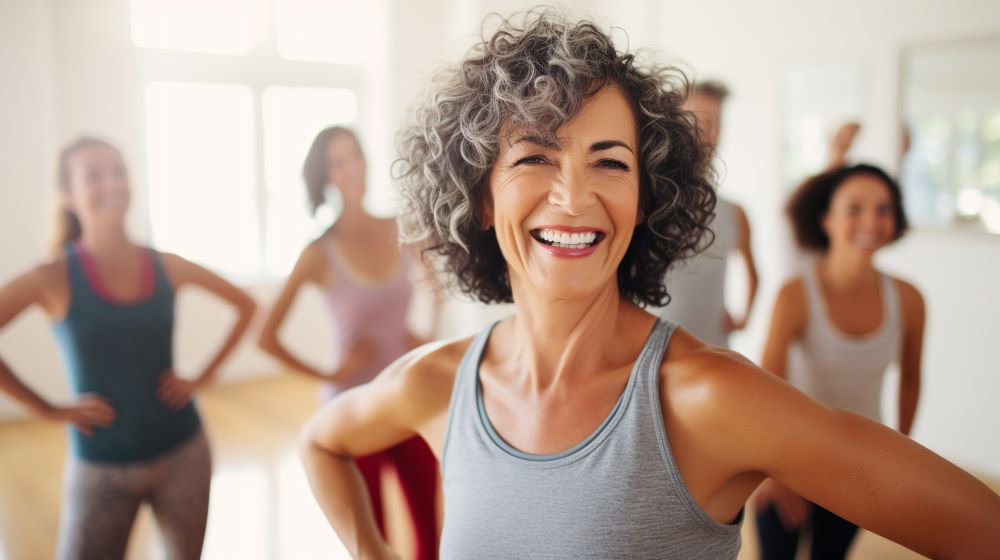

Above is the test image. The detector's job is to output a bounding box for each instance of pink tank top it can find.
[319,238,413,401]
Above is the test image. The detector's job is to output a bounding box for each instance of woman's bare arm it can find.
[693,357,1000,558]
[301,339,463,558]
[257,241,332,380]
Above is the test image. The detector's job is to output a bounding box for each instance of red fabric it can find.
[355,436,439,560]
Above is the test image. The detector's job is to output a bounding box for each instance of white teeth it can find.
[536,229,598,246]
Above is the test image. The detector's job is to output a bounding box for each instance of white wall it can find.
[0,0,63,417]
[2,0,998,477]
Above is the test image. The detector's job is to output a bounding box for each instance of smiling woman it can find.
[394,14,715,306]
[299,11,1000,560]
[0,137,257,559]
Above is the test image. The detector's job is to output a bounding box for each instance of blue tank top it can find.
[52,245,201,463]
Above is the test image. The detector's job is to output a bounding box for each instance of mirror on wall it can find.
[899,36,1000,233]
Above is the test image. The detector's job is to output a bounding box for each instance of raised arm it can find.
[301,340,459,559]
[827,122,861,170]
[158,252,257,407]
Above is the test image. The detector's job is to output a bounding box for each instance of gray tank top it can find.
[660,198,740,348]
[439,319,743,559]
[788,265,902,421]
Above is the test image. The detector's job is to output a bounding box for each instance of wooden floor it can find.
[0,375,992,559]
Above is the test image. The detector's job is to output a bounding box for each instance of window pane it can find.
[145,82,259,277]
[131,0,254,55]
[275,0,369,64]
[262,87,358,276]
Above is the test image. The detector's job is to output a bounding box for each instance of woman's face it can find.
[486,85,641,301]
[63,144,131,229]
[822,174,897,256]
[325,133,367,206]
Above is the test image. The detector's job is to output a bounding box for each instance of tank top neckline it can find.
[806,263,892,341]
[325,236,406,288]
[472,317,663,467]
[73,241,157,307]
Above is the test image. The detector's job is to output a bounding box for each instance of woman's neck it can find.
[334,201,376,234]
[503,277,649,392]
[821,246,878,290]
[79,224,133,257]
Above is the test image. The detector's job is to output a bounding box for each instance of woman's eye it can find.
[514,155,548,166]
[596,158,630,171]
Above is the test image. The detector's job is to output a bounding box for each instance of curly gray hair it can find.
[394,10,716,306]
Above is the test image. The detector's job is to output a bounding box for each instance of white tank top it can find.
[660,198,740,347]
[787,265,902,421]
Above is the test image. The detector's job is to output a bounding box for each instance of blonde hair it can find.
[50,137,119,254]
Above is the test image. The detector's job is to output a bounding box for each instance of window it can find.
[261,87,358,275]
[132,0,386,279]
[145,82,258,276]
[901,37,1000,233]
[780,60,864,188]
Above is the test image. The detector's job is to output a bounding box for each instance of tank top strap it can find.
[634,318,677,389]
[441,320,500,468]
[145,248,170,295]
[800,264,827,331]
[319,236,345,280]
[879,272,902,331]
[62,244,91,302]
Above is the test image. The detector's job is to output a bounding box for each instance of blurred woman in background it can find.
[755,163,925,560]
[0,137,256,559]
[257,126,440,560]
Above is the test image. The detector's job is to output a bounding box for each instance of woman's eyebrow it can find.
[509,136,635,155]
[510,135,560,149]
[590,140,634,155]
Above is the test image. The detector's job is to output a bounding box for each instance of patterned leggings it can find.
[56,431,212,560]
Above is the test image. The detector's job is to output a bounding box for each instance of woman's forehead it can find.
[835,175,892,199]
[71,144,121,168]
[499,85,638,150]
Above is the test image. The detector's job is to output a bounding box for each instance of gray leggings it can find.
[56,431,212,560]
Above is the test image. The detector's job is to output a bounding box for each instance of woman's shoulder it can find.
[659,328,787,427]
[778,274,807,299]
[885,274,923,301]
[388,335,477,397]
[885,274,925,325]
[33,253,70,281]
[0,255,71,319]
[283,235,332,283]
